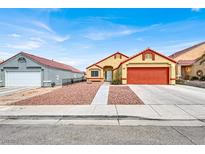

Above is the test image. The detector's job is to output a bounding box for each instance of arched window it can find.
[18,57,26,63]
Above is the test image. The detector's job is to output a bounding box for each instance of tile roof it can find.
[21,52,81,73]
[177,60,196,66]
[86,51,128,69]
[0,52,82,73]
[169,41,205,59]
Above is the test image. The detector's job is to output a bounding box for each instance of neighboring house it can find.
[86,48,176,85]
[170,42,205,80]
[0,52,84,87]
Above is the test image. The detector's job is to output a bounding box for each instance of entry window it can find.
[145,54,152,60]
[91,70,99,77]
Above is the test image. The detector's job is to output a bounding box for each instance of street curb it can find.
[0,115,204,121]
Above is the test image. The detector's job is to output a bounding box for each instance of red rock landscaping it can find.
[14,82,102,105]
[108,86,144,105]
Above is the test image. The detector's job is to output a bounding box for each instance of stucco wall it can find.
[86,66,103,80]
[96,53,128,69]
[120,54,176,84]
[190,56,205,78]
[86,53,128,81]
[173,43,205,61]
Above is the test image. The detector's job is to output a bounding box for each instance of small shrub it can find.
[176,79,185,84]
[51,82,56,87]
[190,76,199,81]
[111,79,122,85]
[200,76,205,81]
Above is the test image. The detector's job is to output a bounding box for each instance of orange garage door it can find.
[127,67,169,84]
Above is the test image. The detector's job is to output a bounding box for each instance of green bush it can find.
[51,82,56,87]
[190,76,199,81]
[111,79,122,85]
[200,75,205,81]
[176,79,185,84]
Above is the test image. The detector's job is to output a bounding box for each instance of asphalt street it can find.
[0,124,205,144]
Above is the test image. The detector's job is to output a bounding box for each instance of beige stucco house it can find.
[86,52,129,82]
[170,42,205,80]
[86,48,176,84]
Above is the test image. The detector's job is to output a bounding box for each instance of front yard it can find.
[0,86,61,105]
[13,82,102,105]
[108,85,144,105]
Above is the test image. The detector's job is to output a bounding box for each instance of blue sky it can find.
[0,8,204,70]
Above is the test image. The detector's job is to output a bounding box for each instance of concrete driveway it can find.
[129,85,205,105]
[0,87,35,97]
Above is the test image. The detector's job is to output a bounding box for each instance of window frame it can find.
[91,70,99,77]
[145,53,152,60]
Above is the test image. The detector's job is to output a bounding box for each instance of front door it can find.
[106,70,112,82]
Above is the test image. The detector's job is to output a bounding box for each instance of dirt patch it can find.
[14,82,102,105]
[0,86,61,105]
[108,85,144,105]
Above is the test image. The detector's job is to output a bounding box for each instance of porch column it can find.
[176,64,182,79]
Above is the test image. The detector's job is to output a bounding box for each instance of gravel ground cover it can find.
[0,87,61,105]
[108,85,144,105]
[14,82,102,105]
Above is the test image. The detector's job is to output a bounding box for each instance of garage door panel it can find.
[127,67,169,84]
[5,72,41,87]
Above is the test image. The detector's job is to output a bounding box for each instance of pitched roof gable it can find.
[86,51,128,69]
[123,48,176,64]
[114,48,176,70]
[169,41,205,59]
[0,52,82,73]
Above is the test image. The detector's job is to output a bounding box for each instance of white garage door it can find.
[5,72,41,87]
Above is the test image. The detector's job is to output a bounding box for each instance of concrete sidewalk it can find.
[91,82,110,105]
[0,104,205,120]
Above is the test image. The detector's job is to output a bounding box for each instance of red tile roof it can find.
[22,52,82,73]
[178,60,196,66]
[169,41,205,59]
[0,52,82,73]
[86,51,128,69]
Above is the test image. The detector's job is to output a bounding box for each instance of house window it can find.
[18,57,26,63]
[145,54,152,60]
[91,70,99,77]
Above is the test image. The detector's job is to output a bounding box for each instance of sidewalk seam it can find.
[176,105,205,123]
[114,105,120,125]
[171,126,196,145]
[148,105,162,117]
[176,105,198,120]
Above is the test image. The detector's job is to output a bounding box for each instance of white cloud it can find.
[32,21,54,33]
[84,28,137,40]
[29,37,46,43]
[50,35,70,42]
[191,8,201,12]
[83,21,161,41]
[31,21,70,42]
[9,33,21,38]
[7,40,42,50]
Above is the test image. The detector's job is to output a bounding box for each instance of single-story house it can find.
[86,52,129,82]
[0,52,84,87]
[86,48,176,84]
[170,42,205,80]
